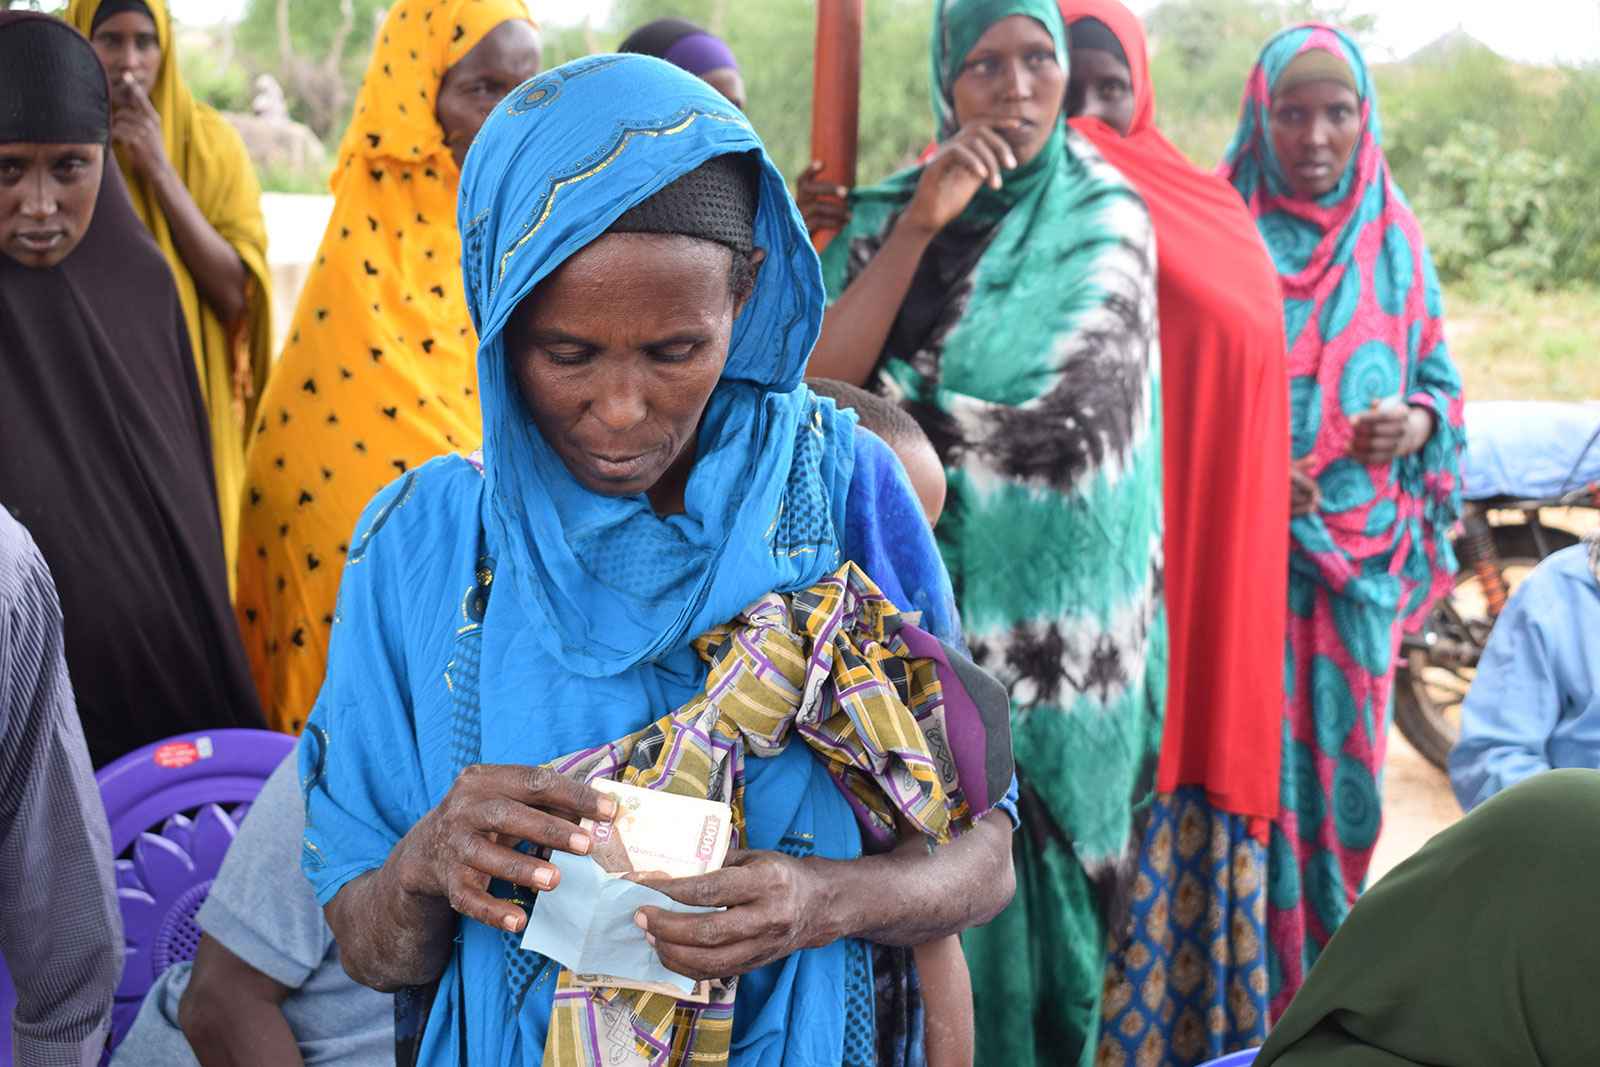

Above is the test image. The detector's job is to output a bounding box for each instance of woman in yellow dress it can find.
[66,0,274,571]
[236,0,541,732]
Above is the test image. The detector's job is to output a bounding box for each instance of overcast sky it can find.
[171,0,1600,65]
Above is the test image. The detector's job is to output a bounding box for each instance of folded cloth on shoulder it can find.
[532,561,1012,1067]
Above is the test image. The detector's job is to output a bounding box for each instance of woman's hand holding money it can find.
[325,763,618,992]
[633,812,1018,983]
[632,849,831,980]
[394,764,617,935]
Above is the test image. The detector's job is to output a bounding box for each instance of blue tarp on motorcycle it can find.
[1462,401,1600,501]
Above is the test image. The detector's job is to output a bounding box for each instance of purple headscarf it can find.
[618,17,739,75]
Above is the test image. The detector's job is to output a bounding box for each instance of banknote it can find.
[571,971,714,1004]
[564,780,732,1001]
[581,779,732,878]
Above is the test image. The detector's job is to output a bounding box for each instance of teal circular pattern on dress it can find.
[1318,459,1375,514]
[1284,298,1315,351]
[1268,823,1301,911]
[1261,211,1320,276]
[1291,515,1339,557]
[1288,573,1316,620]
[1290,376,1322,459]
[1287,740,1324,842]
[1330,593,1391,676]
[1311,655,1357,758]
[1284,635,1297,699]
[1338,341,1402,416]
[1352,571,1402,617]
[1357,174,1385,227]
[1363,498,1397,536]
[1304,847,1350,937]
[1333,754,1382,850]
[1403,542,1437,616]
[1317,264,1361,343]
[1376,223,1414,316]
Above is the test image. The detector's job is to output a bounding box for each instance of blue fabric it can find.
[1448,546,1600,812]
[460,54,844,682]
[300,54,901,1067]
[1460,401,1600,502]
[843,428,959,646]
[844,429,1021,831]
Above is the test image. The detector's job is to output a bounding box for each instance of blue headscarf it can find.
[459,53,853,680]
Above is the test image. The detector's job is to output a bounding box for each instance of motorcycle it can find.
[1393,402,1600,771]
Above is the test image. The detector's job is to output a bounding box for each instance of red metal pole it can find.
[809,0,863,252]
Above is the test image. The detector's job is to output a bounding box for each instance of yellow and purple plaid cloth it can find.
[540,562,983,1067]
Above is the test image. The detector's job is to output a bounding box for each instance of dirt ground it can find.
[1370,726,1461,883]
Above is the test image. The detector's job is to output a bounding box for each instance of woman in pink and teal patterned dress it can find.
[1221,23,1465,1017]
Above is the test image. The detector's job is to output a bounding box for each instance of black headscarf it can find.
[0,11,264,766]
[618,17,704,56]
[0,13,109,143]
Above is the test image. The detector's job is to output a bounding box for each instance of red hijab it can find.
[1063,0,1290,821]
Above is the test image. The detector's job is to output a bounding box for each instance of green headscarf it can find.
[931,0,1068,137]
[1260,769,1600,1066]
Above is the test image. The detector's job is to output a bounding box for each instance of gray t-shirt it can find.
[112,751,392,1066]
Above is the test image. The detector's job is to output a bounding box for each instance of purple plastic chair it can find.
[0,729,292,1066]
[99,729,295,1056]
[1199,1051,1261,1067]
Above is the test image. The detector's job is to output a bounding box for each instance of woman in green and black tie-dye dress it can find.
[809,1,1166,1063]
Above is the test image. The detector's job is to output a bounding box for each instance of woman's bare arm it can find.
[179,936,304,1067]
[806,123,1021,386]
[110,74,249,326]
[323,857,458,993]
[323,764,616,992]
[806,220,936,386]
[638,809,1016,979]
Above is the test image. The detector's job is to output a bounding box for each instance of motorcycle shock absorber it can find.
[1459,509,1510,618]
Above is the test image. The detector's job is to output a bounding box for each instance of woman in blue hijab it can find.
[298,55,1016,1067]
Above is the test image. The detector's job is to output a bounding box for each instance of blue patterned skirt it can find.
[1095,787,1270,1067]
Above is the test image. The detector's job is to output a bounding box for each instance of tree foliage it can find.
[579,0,936,188]
[82,0,1592,288]
[1413,123,1568,287]
[236,0,387,139]
[1138,1,1597,288]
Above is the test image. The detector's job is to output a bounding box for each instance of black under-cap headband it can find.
[91,0,155,34]
[1069,17,1129,69]
[0,15,111,145]
[607,151,758,256]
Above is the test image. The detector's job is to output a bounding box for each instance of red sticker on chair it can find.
[153,741,200,769]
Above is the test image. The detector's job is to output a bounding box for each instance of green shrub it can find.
[1411,122,1568,289]
[180,45,252,113]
